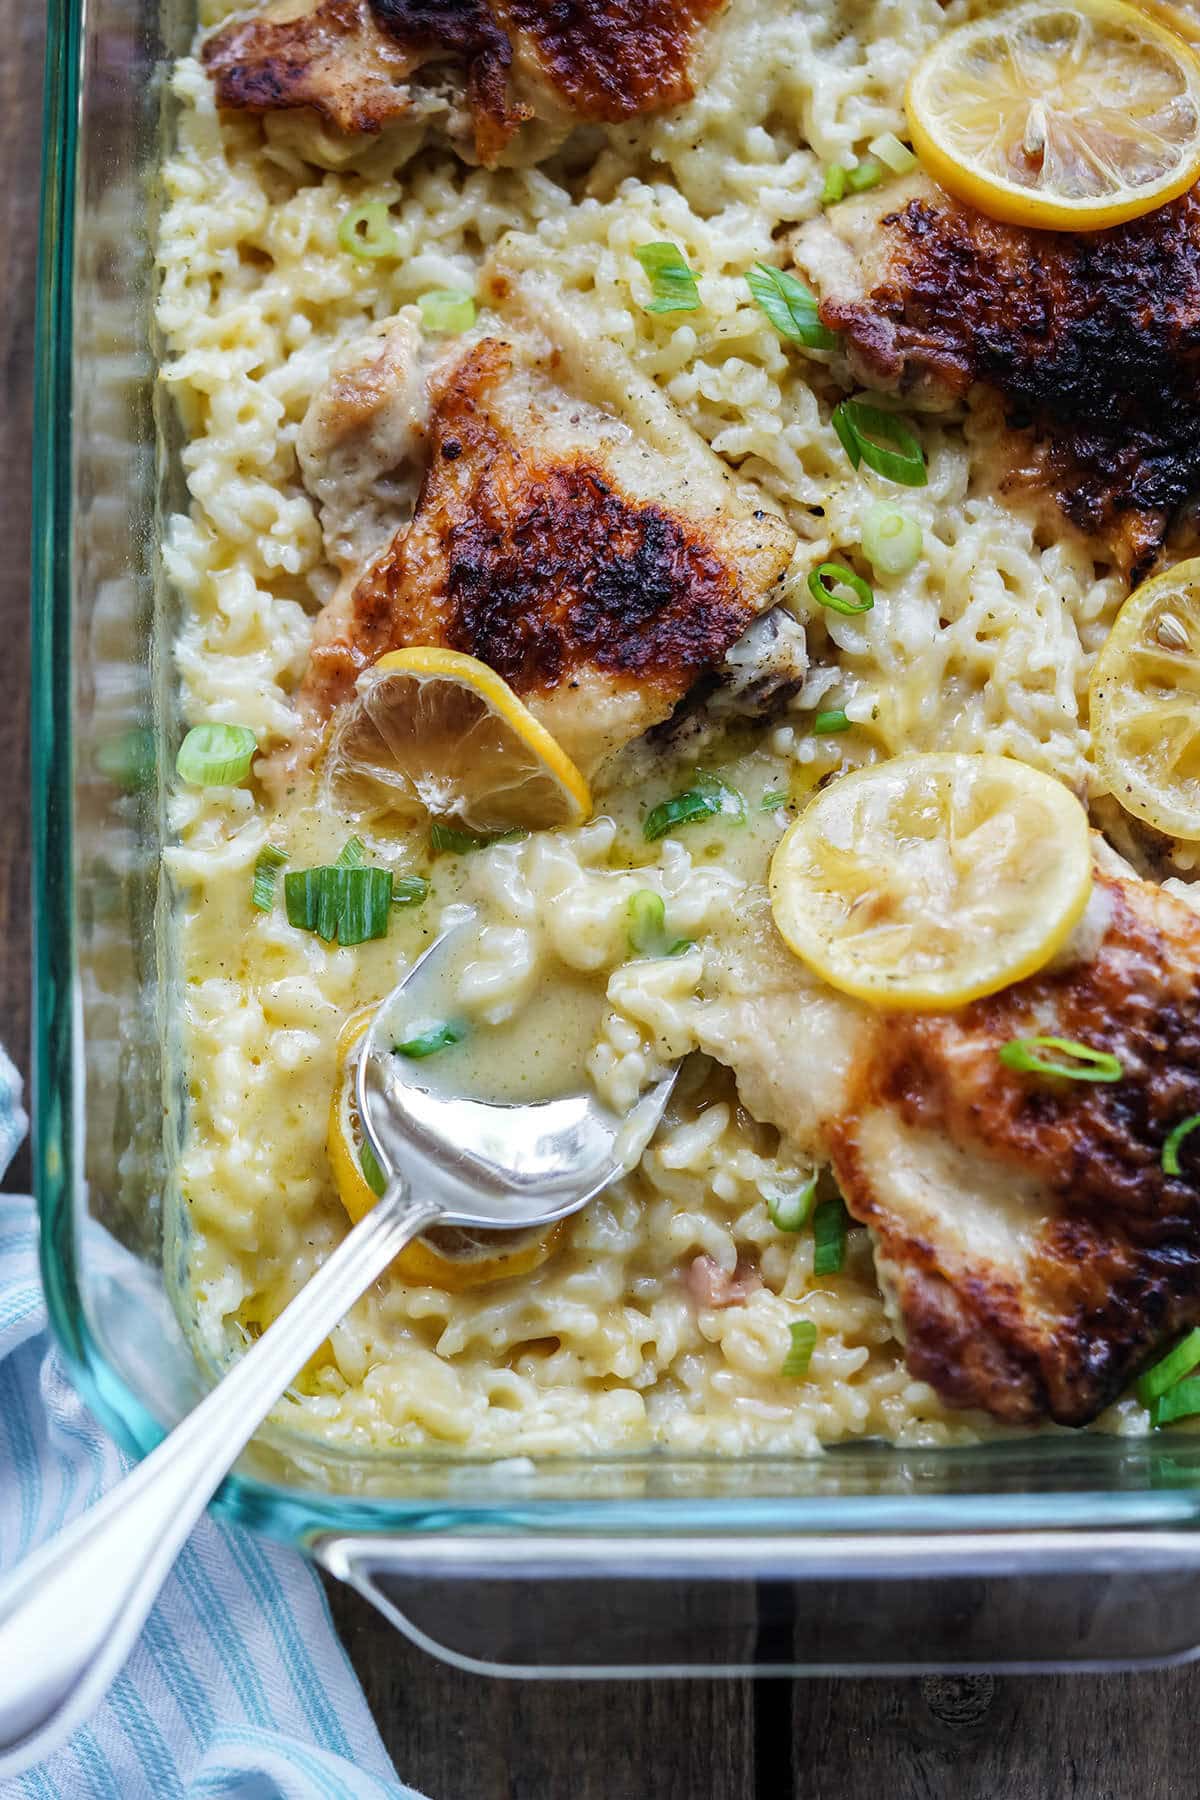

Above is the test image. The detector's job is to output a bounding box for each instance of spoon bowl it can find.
[358,916,678,1230]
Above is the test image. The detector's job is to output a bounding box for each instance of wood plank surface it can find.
[2,0,1199,1791]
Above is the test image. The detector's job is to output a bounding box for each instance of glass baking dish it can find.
[33,0,1200,1675]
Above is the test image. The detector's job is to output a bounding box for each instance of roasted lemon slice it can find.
[328,1010,561,1289]
[324,646,591,834]
[1139,0,1200,45]
[905,0,1200,231]
[1089,558,1200,838]
[769,753,1092,1009]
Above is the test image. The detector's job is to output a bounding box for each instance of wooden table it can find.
[4,5,1200,1794]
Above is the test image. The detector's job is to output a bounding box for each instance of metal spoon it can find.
[0,919,677,1775]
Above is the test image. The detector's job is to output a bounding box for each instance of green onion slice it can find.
[335,835,367,869]
[95,727,156,794]
[251,845,287,913]
[392,875,430,907]
[1163,1114,1200,1176]
[635,242,700,314]
[862,501,923,578]
[1153,1375,1200,1427]
[176,723,257,787]
[762,788,790,810]
[1138,1328,1200,1407]
[846,157,884,193]
[998,1036,1123,1083]
[832,399,927,487]
[812,708,851,735]
[284,865,392,945]
[626,889,692,958]
[782,1319,818,1378]
[765,1175,818,1233]
[419,289,476,334]
[643,774,745,842]
[868,132,918,174]
[807,561,874,616]
[394,1020,467,1059]
[338,201,401,261]
[745,263,835,349]
[336,868,393,946]
[430,821,522,855]
[821,163,847,205]
[812,1196,849,1276]
[360,1136,387,1197]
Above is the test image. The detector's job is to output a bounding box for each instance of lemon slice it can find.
[328,1009,562,1289]
[1089,557,1200,838]
[769,753,1092,1009]
[1139,0,1200,45]
[905,0,1200,230]
[324,646,591,834]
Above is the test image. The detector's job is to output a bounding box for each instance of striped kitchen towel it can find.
[0,1052,425,1800]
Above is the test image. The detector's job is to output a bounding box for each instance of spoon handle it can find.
[0,1176,442,1776]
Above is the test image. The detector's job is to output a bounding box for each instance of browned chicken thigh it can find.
[202,0,728,165]
[795,173,1200,577]
[287,298,797,782]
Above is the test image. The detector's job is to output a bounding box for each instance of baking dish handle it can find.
[316,1527,1200,1675]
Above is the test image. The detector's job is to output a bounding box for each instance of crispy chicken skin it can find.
[202,0,727,165]
[292,313,795,779]
[795,174,1200,577]
[825,863,1200,1426]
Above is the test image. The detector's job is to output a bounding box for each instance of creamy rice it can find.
[158,0,1141,1465]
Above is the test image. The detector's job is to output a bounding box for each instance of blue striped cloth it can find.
[0,1054,424,1800]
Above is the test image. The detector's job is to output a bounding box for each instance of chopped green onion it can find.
[284,865,392,945]
[643,775,745,842]
[430,821,510,855]
[998,1036,1123,1083]
[1137,1328,1200,1407]
[745,263,835,350]
[762,788,790,810]
[782,1319,818,1378]
[337,867,393,946]
[395,1020,467,1059]
[176,723,257,787]
[335,835,367,869]
[95,727,156,794]
[1153,1376,1200,1427]
[1163,1114,1200,1176]
[316,867,347,942]
[846,157,884,193]
[392,875,430,907]
[627,889,693,959]
[360,1136,387,1197]
[812,1197,848,1276]
[868,131,918,174]
[862,501,923,578]
[419,289,476,334]
[821,163,848,205]
[338,201,401,261]
[251,845,287,912]
[807,561,874,616]
[813,709,851,735]
[765,1174,818,1233]
[832,399,927,487]
[634,242,700,314]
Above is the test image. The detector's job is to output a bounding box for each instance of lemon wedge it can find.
[769,752,1093,1009]
[1089,557,1200,838]
[905,0,1200,231]
[324,646,591,834]
[328,1009,562,1289]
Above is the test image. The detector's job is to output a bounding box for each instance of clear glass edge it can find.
[29,0,1200,1557]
